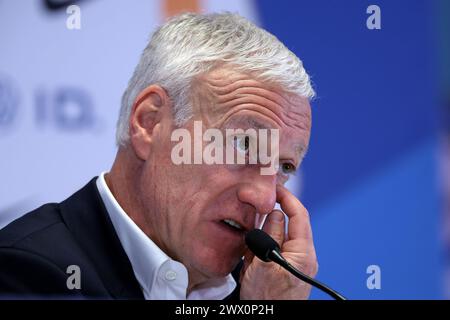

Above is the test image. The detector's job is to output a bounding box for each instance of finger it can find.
[240,249,254,282]
[242,249,254,271]
[276,184,313,241]
[262,210,285,248]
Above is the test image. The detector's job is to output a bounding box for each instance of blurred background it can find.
[0,0,448,299]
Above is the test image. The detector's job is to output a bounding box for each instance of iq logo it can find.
[0,75,20,131]
[35,87,96,131]
[0,74,98,133]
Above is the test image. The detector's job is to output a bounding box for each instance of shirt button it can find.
[165,270,177,281]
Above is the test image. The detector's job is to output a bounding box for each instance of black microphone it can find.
[245,229,346,300]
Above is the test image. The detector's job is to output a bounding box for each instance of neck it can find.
[105,147,151,243]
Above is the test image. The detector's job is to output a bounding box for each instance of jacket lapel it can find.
[59,177,144,299]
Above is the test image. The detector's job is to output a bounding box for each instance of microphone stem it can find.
[269,250,347,300]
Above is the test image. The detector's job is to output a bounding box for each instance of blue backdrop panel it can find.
[257,0,441,299]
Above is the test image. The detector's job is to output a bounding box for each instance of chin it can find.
[191,247,242,279]
[183,230,245,279]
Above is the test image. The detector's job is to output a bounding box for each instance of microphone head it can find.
[245,229,280,262]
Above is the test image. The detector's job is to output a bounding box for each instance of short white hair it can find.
[116,12,315,146]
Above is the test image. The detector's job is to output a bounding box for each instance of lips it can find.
[217,221,245,238]
[222,218,244,230]
[219,216,253,234]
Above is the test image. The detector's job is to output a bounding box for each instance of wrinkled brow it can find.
[224,116,275,130]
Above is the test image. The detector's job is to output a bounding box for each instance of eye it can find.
[279,162,297,176]
[233,135,250,154]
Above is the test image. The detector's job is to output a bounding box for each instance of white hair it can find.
[116,12,315,146]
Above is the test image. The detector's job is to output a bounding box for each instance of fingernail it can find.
[270,211,284,222]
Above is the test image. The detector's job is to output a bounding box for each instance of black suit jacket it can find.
[0,178,241,300]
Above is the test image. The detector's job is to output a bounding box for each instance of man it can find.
[0,12,317,299]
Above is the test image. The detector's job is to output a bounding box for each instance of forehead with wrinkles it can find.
[190,67,311,132]
[189,67,312,164]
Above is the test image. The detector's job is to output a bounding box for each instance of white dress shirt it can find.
[96,172,236,300]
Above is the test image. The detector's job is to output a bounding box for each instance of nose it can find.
[236,174,277,215]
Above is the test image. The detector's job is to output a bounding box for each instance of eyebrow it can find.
[224,115,309,162]
[224,115,275,130]
[295,143,309,161]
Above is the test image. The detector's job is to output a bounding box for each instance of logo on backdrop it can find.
[0,75,20,131]
[35,86,96,130]
[0,73,98,133]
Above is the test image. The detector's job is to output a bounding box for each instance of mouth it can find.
[219,218,248,235]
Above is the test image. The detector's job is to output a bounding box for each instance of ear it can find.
[129,85,169,160]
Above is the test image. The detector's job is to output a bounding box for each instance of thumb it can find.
[262,210,285,248]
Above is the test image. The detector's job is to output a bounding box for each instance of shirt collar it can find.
[96,172,236,299]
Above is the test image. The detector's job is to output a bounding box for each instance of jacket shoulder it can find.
[0,197,109,298]
[0,203,62,247]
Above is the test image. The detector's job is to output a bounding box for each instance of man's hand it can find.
[240,184,318,300]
